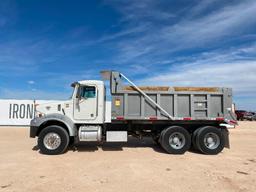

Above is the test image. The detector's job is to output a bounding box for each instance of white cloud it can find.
[0,0,17,28]
[139,61,256,95]
[0,17,6,27]
[27,80,35,85]
[0,88,69,100]
[132,46,256,111]
[162,0,256,47]
[101,0,256,110]
[0,38,56,76]
[107,0,256,62]
[0,69,101,100]
[107,0,176,22]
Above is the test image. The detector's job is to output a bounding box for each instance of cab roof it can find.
[71,80,104,87]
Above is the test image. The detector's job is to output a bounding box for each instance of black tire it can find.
[160,126,191,154]
[159,128,168,148]
[69,136,75,146]
[192,128,201,150]
[196,126,224,155]
[152,134,161,145]
[154,138,161,145]
[38,125,69,155]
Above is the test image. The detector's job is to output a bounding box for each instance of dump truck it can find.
[30,71,237,155]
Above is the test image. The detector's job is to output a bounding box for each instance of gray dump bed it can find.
[109,71,233,121]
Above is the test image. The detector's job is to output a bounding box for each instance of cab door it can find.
[73,85,97,120]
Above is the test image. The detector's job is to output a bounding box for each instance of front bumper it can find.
[30,126,39,138]
[30,118,40,138]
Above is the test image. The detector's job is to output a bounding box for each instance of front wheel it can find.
[160,126,191,154]
[38,125,69,155]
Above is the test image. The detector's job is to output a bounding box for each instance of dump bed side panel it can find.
[110,71,233,121]
[111,90,232,120]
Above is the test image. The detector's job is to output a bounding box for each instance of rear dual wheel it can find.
[160,126,191,154]
[192,128,201,150]
[160,126,225,155]
[193,126,225,155]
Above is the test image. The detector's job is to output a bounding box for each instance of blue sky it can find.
[0,0,256,110]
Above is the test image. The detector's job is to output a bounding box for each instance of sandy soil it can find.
[0,122,256,192]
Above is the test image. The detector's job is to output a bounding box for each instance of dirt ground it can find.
[0,122,256,192]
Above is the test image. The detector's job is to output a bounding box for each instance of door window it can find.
[80,86,96,98]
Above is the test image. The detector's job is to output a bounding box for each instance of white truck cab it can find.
[35,80,110,125]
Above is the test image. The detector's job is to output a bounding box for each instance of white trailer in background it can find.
[30,71,237,155]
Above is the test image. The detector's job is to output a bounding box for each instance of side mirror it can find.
[76,86,82,99]
[75,97,80,108]
[76,92,81,99]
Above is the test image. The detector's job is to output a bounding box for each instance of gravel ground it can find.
[0,122,256,192]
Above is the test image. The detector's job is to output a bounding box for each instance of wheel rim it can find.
[169,132,186,149]
[43,132,61,150]
[203,132,220,150]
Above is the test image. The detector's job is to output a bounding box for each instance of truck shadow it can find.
[71,137,166,153]
[32,145,39,151]
[32,137,201,154]
[71,142,99,152]
[71,137,202,154]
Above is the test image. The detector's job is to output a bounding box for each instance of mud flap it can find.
[221,128,230,148]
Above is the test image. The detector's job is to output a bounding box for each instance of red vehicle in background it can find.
[235,110,247,121]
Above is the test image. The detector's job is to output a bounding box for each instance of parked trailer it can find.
[30,71,237,155]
